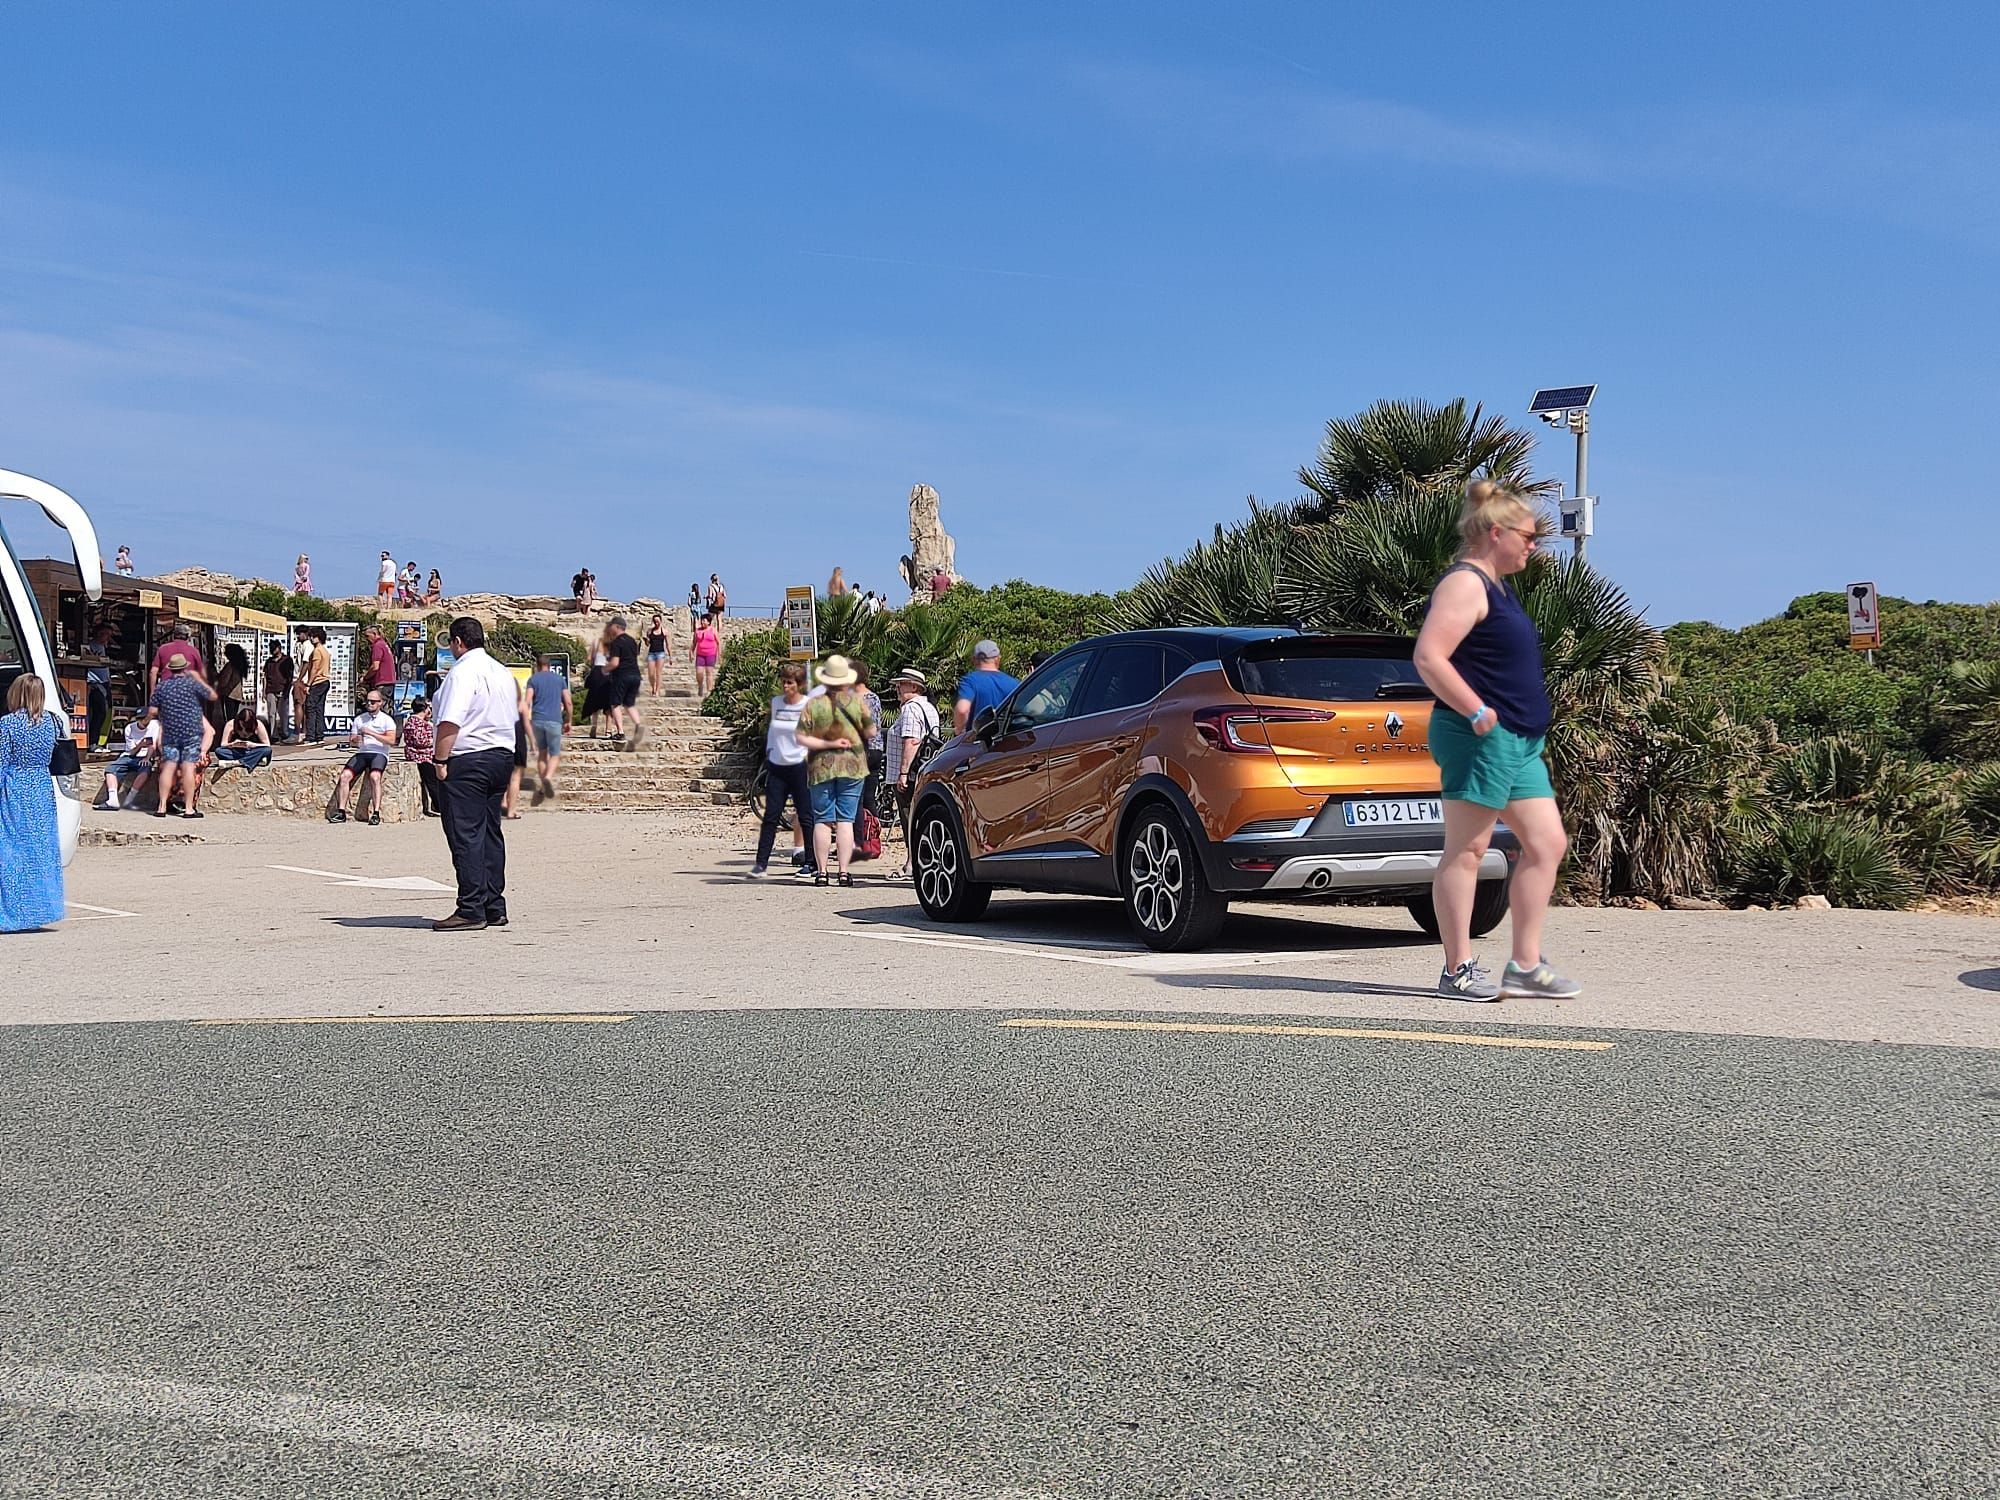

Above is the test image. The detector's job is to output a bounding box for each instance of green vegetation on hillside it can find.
[704,396,1999,910]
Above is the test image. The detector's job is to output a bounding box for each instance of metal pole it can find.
[1573,415,1589,565]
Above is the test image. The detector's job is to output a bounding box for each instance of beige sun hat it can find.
[815,654,859,687]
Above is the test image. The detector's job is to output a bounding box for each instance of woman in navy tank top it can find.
[1412,480,1583,1003]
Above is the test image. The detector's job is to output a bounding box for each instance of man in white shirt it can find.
[101,708,163,810]
[328,688,400,825]
[430,616,521,931]
[885,668,941,873]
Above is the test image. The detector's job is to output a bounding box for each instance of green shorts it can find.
[1429,713,1555,810]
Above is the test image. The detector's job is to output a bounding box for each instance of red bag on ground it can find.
[854,807,883,861]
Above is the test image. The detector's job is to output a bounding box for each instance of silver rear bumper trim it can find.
[1264,847,1508,892]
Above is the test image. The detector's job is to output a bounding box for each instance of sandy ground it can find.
[13,809,1997,1048]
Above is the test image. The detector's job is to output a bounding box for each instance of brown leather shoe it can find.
[432,914,487,932]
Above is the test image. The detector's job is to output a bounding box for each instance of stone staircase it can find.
[524,664,755,813]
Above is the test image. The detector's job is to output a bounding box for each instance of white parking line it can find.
[0,1365,1059,1499]
[66,902,138,920]
[829,928,1345,973]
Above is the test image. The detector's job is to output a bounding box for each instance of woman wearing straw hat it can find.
[794,654,876,887]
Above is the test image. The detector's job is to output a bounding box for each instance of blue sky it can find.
[1,1,1993,626]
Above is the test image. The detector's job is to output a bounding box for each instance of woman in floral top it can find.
[795,654,875,887]
[403,696,440,818]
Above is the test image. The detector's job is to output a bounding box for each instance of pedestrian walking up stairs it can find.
[524,662,753,813]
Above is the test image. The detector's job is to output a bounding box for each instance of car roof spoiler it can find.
[0,467,103,601]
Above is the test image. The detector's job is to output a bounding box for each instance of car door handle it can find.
[1109,737,1137,752]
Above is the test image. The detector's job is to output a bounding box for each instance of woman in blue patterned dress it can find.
[0,674,64,932]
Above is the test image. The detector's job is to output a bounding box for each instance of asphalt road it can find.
[4,1007,1996,1497]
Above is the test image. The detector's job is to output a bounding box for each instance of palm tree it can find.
[1106,502,1298,631]
[1296,397,1552,522]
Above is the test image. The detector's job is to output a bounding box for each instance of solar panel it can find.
[1529,384,1596,413]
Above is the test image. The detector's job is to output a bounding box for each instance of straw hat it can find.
[815,654,859,687]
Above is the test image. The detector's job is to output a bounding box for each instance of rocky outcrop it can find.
[898,483,961,600]
[154,566,282,597]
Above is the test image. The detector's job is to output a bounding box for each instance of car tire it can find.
[1405,874,1512,940]
[1121,805,1227,951]
[913,804,992,923]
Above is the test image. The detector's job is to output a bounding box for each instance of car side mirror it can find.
[972,706,999,741]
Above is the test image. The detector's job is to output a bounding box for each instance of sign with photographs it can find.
[785,586,818,662]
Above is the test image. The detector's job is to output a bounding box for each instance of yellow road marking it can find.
[1000,1017,1613,1052]
[192,1014,632,1027]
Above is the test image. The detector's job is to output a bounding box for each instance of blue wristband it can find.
[1467,705,1488,726]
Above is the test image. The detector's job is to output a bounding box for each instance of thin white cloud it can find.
[1058,59,2000,245]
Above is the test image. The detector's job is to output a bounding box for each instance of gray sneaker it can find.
[1437,960,1500,1002]
[1500,959,1583,999]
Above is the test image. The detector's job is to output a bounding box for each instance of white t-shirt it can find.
[350,710,397,759]
[379,557,397,586]
[765,692,808,766]
[123,719,162,756]
[885,696,940,781]
[432,647,521,757]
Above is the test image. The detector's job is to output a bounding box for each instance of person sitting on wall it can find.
[327,688,400,826]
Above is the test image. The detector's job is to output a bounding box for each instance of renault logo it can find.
[1385,711,1404,740]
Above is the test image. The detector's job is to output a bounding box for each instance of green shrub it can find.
[487,618,577,668]
[929,579,1122,665]
[704,624,790,746]
[1737,811,1917,909]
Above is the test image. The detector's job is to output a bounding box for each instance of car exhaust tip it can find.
[1304,868,1334,892]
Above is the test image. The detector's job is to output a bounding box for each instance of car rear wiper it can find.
[1375,680,1435,699]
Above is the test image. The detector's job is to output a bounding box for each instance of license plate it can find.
[1342,797,1443,827]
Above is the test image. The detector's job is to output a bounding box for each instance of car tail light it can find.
[1191,705,1332,752]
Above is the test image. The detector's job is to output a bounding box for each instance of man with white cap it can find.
[953,639,1019,734]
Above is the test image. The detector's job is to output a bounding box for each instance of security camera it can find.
[1538,410,1567,426]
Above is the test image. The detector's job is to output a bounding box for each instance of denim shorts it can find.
[809,776,864,825]
[107,754,152,778]
[160,740,203,763]
[533,720,563,756]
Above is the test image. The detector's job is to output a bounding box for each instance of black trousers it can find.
[754,758,814,870]
[439,747,511,921]
[417,760,442,816]
[304,683,330,742]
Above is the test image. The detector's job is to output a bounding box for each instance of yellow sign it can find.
[785,585,818,662]
[178,597,236,626]
[237,607,286,632]
[136,589,164,610]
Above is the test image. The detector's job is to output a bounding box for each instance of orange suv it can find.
[908,628,1518,950]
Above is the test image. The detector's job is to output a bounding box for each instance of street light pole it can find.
[1531,387,1599,567]
[1572,411,1589,566]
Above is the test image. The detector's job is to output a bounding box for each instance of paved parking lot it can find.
[4,814,1997,1495]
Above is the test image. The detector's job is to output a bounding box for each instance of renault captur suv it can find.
[908,628,1517,950]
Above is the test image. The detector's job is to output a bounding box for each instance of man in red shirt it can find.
[363,624,400,717]
[147,624,208,697]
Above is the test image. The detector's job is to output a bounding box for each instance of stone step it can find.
[553,752,754,772]
[559,736,737,755]
[535,791,749,810]
[531,777,750,799]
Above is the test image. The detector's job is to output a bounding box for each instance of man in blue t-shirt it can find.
[525,655,573,804]
[954,639,1021,733]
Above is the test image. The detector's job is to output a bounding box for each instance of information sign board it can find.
[1847,581,1881,651]
[785,586,818,662]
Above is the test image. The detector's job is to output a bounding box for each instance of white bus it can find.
[0,467,104,865]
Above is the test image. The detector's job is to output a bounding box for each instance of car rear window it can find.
[1231,642,1432,703]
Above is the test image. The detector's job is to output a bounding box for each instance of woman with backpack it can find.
[794,654,875,888]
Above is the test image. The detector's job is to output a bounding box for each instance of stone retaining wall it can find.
[85,759,426,821]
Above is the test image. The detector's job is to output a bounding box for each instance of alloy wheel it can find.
[917,816,959,909]
[1127,819,1184,934]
